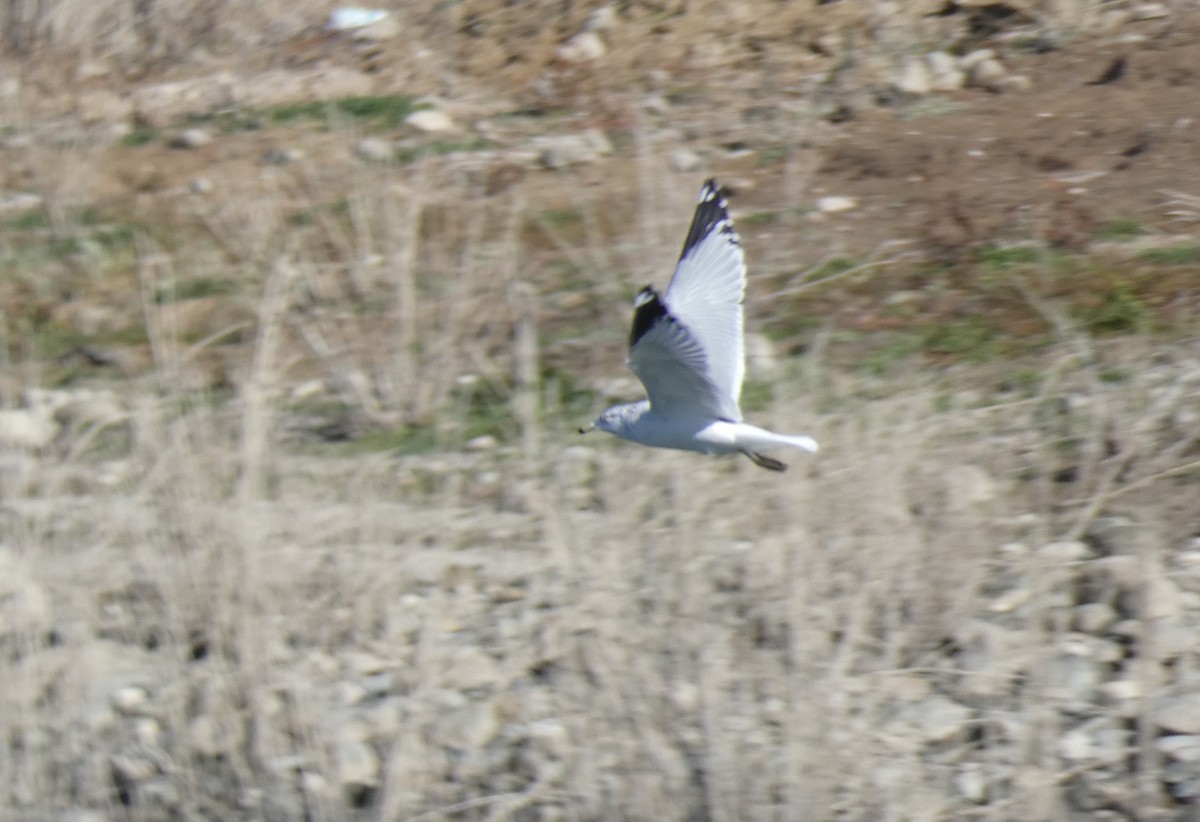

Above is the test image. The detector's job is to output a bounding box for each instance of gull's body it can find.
[582,179,818,471]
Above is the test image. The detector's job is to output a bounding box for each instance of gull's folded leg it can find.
[743,451,787,472]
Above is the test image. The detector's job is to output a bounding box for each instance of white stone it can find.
[0,408,58,449]
[436,699,501,751]
[535,131,611,169]
[1157,693,1200,734]
[1144,576,1182,620]
[110,685,150,715]
[913,695,971,742]
[815,195,857,213]
[989,586,1032,613]
[959,49,996,70]
[926,51,965,91]
[1159,735,1200,762]
[956,764,987,803]
[335,739,380,789]
[894,58,931,96]
[354,137,393,162]
[945,464,996,510]
[405,109,456,133]
[968,58,1009,92]
[670,148,702,173]
[354,15,402,41]
[440,647,502,691]
[585,5,618,31]
[556,31,606,62]
[168,129,211,149]
[1130,3,1169,20]
[1075,602,1117,634]
[1038,540,1090,562]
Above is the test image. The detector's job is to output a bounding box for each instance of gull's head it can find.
[579,401,649,438]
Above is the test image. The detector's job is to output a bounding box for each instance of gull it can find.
[579,178,818,471]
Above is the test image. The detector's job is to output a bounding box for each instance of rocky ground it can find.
[1,1,1200,820]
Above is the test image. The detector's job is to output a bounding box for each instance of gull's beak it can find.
[578,422,594,434]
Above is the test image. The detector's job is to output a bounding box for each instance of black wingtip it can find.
[679,179,738,263]
[629,286,667,349]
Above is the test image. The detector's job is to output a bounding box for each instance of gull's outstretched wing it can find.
[626,179,745,422]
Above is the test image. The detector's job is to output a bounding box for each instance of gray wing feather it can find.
[627,289,732,419]
[661,180,745,419]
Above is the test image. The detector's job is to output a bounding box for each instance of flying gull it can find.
[580,178,818,471]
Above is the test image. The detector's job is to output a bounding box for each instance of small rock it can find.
[328,8,388,29]
[913,695,972,742]
[440,647,502,691]
[926,51,965,91]
[0,407,58,449]
[436,699,501,751]
[466,435,497,451]
[1075,602,1118,634]
[1159,735,1200,763]
[354,15,402,41]
[1144,576,1182,621]
[670,148,702,173]
[59,811,109,822]
[815,195,857,213]
[1100,679,1141,702]
[967,58,1009,92]
[1038,540,1090,562]
[110,752,159,786]
[671,681,701,713]
[190,178,214,194]
[1059,717,1128,763]
[959,49,996,70]
[998,542,1029,560]
[956,764,988,803]
[168,128,212,149]
[189,714,238,758]
[536,130,612,169]
[138,776,181,811]
[354,138,393,162]
[1046,652,1100,707]
[990,586,1032,613]
[110,685,151,716]
[262,147,304,165]
[945,464,996,510]
[893,58,931,96]
[993,74,1032,93]
[1153,620,1196,657]
[54,389,124,429]
[405,109,456,133]
[1093,555,1143,590]
[0,191,43,214]
[1157,693,1200,734]
[1130,2,1169,19]
[585,5,618,32]
[335,739,380,795]
[556,31,606,62]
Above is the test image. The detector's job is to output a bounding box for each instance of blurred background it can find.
[1,1,1199,819]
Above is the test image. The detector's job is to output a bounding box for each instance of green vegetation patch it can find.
[267,94,428,130]
[1095,218,1148,241]
[1136,245,1200,265]
[1079,283,1148,335]
[156,276,238,304]
[394,137,494,165]
[978,244,1042,271]
[810,257,857,281]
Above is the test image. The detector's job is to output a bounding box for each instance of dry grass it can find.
[2,138,1198,818]
[0,7,1199,818]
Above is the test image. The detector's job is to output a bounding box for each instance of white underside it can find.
[618,414,818,456]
